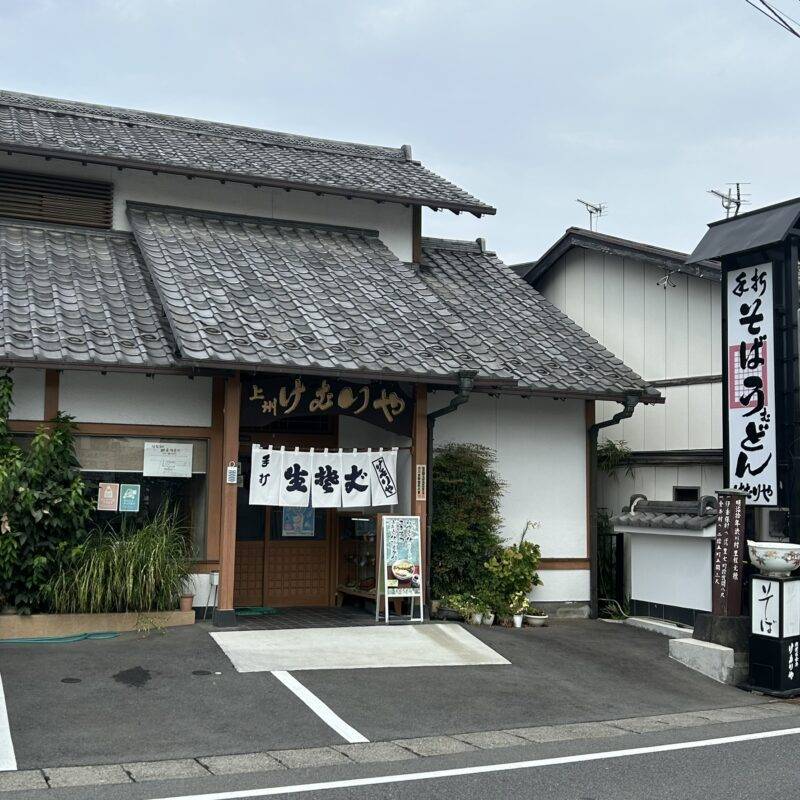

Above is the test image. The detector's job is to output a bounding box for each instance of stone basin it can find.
[747,540,800,577]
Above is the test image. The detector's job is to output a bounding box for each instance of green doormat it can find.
[234,606,278,617]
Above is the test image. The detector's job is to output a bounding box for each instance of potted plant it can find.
[509,591,532,628]
[525,607,549,627]
[180,592,195,613]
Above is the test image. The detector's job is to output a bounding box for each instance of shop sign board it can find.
[119,484,141,513]
[97,482,119,511]
[712,489,746,617]
[725,263,777,505]
[381,516,422,598]
[143,442,193,478]
[241,375,414,436]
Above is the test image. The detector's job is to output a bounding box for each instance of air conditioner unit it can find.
[753,507,790,542]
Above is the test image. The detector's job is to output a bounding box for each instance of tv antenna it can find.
[576,198,607,231]
[708,182,750,218]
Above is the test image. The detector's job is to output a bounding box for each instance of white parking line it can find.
[271,671,368,744]
[150,725,800,800]
[0,675,17,771]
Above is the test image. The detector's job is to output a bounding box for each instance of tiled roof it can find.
[612,497,718,531]
[419,238,656,400]
[0,90,495,216]
[0,218,175,367]
[126,204,503,383]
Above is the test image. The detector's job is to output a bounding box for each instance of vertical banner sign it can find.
[279,448,314,507]
[249,445,282,506]
[712,489,746,616]
[382,516,422,598]
[341,450,372,508]
[726,263,777,505]
[311,450,343,508]
[369,448,399,507]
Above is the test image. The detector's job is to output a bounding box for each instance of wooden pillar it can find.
[44,369,59,420]
[213,372,241,626]
[411,384,428,599]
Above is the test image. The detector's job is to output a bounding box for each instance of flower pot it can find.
[747,540,800,577]
[430,599,441,616]
[525,614,548,627]
[469,612,484,625]
[513,613,524,628]
[179,594,195,613]
[482,612,495,626]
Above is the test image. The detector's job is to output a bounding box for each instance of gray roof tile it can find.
[0,219,175,367]
[0,90,494,215]
[419,238,654,400]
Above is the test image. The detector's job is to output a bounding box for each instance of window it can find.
[75,435,208,559]
[0,168,113,229]
[673,486,700,502]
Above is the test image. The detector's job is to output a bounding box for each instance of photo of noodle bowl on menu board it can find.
[382,516,422,597]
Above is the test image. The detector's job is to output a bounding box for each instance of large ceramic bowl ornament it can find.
[747,540,800,577]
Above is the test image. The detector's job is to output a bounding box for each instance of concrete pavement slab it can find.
[395,735,478,756]
[198,752,285,775]
[508,721,629,742]
[0,769,47,792]
[648,711,717,728]
[333,742,418,763]
[693,705,781,723]
[609,716,674,733]
[122,758,209,781]
[270,746,351,768]
[43,764,130,787]
[454,730,529,749]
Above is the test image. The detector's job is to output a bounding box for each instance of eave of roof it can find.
[685,196,800,264]
[0,90,496,217]
[517,228,721,285]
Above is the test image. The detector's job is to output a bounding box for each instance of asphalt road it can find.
[6,713,800,800]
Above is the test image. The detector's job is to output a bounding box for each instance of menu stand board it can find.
[375,515,423,623]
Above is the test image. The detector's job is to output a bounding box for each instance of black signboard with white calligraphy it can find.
[712,489,746,617]
[241,376,414,436]
[725,263,777,505]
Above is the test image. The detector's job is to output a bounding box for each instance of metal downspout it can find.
[588,394,641,619]
[425,370,477,608]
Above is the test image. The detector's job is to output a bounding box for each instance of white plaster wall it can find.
[531,569,590,603]
[537,248,721,452]
[430,392,587,558]
[0,152,414,263]
[338,415,412,515]
[599,463,724,515]
[629,533,712,611]
[8,368,45,420]
[59,371,212,426]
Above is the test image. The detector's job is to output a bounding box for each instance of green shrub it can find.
[430,443,505,599]
[597,438,633,478]
[46,505,191,614]
[0,371,94,613]
[484,530,542,614]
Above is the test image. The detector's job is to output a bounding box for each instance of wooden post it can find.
[44,369,60,420]
[411,384,428,604]
[213,372,241,627]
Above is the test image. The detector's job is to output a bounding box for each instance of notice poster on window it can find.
[143,442,193,478]
[726,264,777,505]
[381,516,422,598]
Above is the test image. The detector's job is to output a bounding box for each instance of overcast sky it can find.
[2,0,799,264]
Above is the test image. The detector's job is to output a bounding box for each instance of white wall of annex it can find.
[537,248,721,452]
[530,569,590,603]
[59,371,212,426]
[8,368,45,420]
[0,153,415,263]
[430,392,587,560]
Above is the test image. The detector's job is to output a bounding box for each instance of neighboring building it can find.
[0,90,656,620]
[516,228,723,516]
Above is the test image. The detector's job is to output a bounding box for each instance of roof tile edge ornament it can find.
[0,89,496,216]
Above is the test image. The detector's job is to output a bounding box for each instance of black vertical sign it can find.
[712,489,746,617]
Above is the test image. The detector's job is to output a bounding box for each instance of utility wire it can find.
[745,0,800,37]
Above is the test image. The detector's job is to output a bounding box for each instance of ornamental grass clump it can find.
[47,505,191,614]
